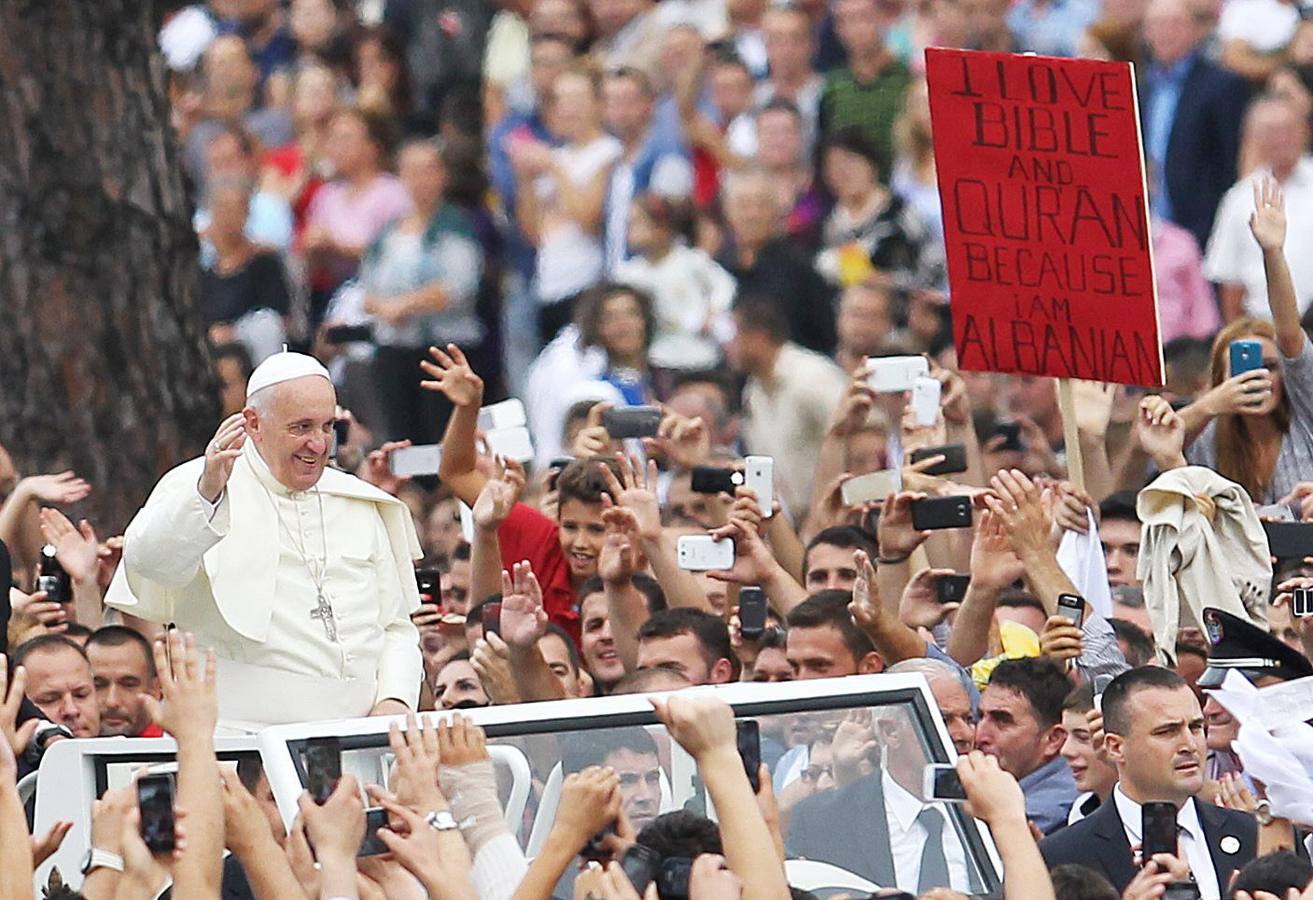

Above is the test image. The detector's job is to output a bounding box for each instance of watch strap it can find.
[81,848,125,875]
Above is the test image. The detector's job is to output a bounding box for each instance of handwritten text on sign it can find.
[927,49,1163,387]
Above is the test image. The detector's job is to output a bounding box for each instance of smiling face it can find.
[581,591,625,686]
[1107,686,1206,806]
[244,376,337,493]
[558,498,607,582]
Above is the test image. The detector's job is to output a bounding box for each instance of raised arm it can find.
[1250,177,1305,358]
[425,344,488,506]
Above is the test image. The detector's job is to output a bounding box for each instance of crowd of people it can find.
[4,0,1313,896]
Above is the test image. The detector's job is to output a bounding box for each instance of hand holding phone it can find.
[737,588,768,640]
[137,773,178,853]
[1141,802,1179,861]
[676,535,734,570]
[910,496,973,530]
[736,720,761,792]
[923,763,967,802]
[304,736,342,805]
[602,406,663,439]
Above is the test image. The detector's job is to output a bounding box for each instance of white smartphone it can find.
[910,376,942,427]
[866,356,929,393]
[478,399,527,432]
[485,426,535,463]
[744,456,774,518]
[923,764,967,802]
[459,502,475,543]
[676,535,735,571]
[841,469,902,507]
[390,444,443,477]
[1257,503,1295,522]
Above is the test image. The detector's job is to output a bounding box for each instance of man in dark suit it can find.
[1040,667,1257,894]
[1140,0,1251,253]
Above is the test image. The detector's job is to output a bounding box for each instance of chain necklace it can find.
[261,480,338,642]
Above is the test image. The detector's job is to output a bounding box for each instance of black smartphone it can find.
[416,567,440,602]
[333,418,349,452]
[991,420,1025,453]
[1057,593,1085,627]
[736,720,761,792]
[304,736,342,805]
[1263,521,1313,559]
[621,843,661,893]
[1294,588,1313,618]
[602,406,663,439]
[656,856,693,900]
[910,443,968,476]
[1141,801,1179,862]
[935,574,971,604]
[324,324,373,344]
[482,601,502,639]
[738,588,768,640]
[358,807,390,857]
[690,465,742,494]
[137,773,177,854]
[910,496,973,530]
[1163,882,1201,900]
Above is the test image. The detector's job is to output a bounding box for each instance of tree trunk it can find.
[0,0,217,534]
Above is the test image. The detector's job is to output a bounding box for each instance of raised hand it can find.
[552,766,623,850]
[10,588,69,633]
[386,712,448,813]
[649,694,737,761]
[420,344,484,408]
[470,634,519,704]
[598,454,662,541]
[984,469,1053,562]
[899,567,961,630]
[39,507,99,585]
[0,657,38,759]
[1070,379,1116,438]
[1038,615,1084,668]
[15,470,92,506]
[646,410,711,469]
[847,549,883,632]
[955,751,1026,829]
[598,522,642,586]
[877,491,930,560]
[968,509,1025,591]
[706,515,776,586]
[362,439,413,496]
[1249,176,1287,252]
[1134,396,1187,471]
[499,560,548,648]
[436,712,488,766]
[1201,368,1274,416]
[572,402,615,459]
[828,372,879,438]
[144,631,218,742]
[197,413,247,503]
[473,458,526,532]
[688,854,743,900]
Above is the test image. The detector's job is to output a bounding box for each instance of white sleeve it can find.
[372,517,422,708]
[121,478,229,588]
[1202,189,1249,284]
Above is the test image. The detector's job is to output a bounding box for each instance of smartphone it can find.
[459,501,474,543]
[990,419,1024,453]
[910,443,968,476]
[935,574,971,604]
[1293,588,1313,618]
[910,496,973,531]
[602,406,663,439]
[482,601,503,639]
[1257,503,1295,522]
[1230,339,1264,377]
[390,443,443,477]
[738,588,768,640]
[744,456,774,518]
[736,720,761,792]
[620,843,661,893]
[358,807,390,857]
[656,857,694,899]
[911,376,942,427]
[304,736,342,805]
[1092,674,1114,712]
[867,355,930,393]
[1057,593,1085,627]
[416,567,440,602]
[1263,521,1313,559]
[478,398,527,432]
[923,763,968,802]
[841,469,902,507]
[691,466,743,494]
[324,323,373,344]
[485,425,535,463]
[137,773,177,853]
[331,419,349,458]
[1163,882,1202,900]
[1141,801,1179,861]
[676,535,734,570]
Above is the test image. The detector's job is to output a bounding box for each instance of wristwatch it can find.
[80,847,125,876]
[424,809,460,831]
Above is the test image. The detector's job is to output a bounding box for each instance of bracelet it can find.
[876,553,910,565]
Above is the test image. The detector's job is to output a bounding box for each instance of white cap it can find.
[245,351,332,401]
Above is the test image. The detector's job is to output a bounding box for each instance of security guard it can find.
[1199,607,1313,688]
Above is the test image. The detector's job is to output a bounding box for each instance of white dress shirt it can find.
[1112,785,1221,899]
[882,771,972,893]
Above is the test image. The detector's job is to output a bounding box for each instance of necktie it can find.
[917,806,952,893]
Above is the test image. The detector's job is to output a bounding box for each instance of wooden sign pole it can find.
[1057,378,1085,492]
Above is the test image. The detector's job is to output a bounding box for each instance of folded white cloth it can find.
[1057,507,1113,620]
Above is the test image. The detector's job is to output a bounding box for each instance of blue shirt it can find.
[1144,54,1196,222]
[1019,754,1079,835]
[1007,0,1097,57]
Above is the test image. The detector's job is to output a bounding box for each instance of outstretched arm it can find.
[1250,178,1305,358]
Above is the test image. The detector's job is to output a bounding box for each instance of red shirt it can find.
[136,723,165,738]
[498,503,578,642]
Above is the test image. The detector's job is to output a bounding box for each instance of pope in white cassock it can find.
[106,352,421,730]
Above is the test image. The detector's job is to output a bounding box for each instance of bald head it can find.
[1144,0,1202,65]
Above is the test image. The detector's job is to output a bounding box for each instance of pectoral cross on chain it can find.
[310,592,338,642]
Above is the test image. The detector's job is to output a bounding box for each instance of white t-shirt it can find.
[533,135,623,304]
[1203,159,1313,318]
[1217,0,1300,52]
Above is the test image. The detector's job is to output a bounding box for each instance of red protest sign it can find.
[926,48,1164,387]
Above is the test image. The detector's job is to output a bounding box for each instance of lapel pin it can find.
[1220,835,1241,855]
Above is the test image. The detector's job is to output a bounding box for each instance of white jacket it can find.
[1136,466,1269,662]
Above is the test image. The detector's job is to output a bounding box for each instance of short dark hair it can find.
[1101,666,1189,736]
[821,125,881,171]
[62,623,93,641]
[996,590,1047,616]
[637,810,723,859]
[986,658,1069,729]
[86,626,158,680]
[1099,490,1140,525]
[12,634,88,670]
[1063,681,1095,715]
[1109,618,1156,667]
[803,526,877,577]
[631,573,669,614]
[637,608,738,679]
[785,590,875,664]
[732,294,791,344]
[541,623,581,674]
[611,668,693,694]
[562,725,659,773]
[452,541,472,562]
[1230,851,1313,898]
[556,456,621,509]
[1048,864,1119,900]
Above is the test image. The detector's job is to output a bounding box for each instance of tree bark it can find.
[0,0,217,534]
